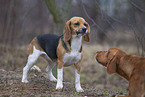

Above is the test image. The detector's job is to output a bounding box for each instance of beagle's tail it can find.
[28,37,38,55]
[28,39,34,55]
[28,37,43,55]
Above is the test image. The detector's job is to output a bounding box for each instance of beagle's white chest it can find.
[63,35,82,66]
[63,52,81,66]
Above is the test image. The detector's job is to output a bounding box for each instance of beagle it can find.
[96,48,145,97]
[22,17,90,92]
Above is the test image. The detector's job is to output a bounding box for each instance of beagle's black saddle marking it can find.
[37,34,61,59]
[37,33,82,60]
[37,33,72,60]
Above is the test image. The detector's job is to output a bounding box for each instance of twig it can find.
[81,0,114,41]
[128,0,145,13]
[95,0,124,32]
[128,13,145,56]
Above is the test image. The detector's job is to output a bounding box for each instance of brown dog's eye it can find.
[74,22,80,26]
[84,23,87,27]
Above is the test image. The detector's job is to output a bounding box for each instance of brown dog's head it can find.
[96,48,126,74]
[63,17,90,42]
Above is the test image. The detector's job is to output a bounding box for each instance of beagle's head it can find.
[96,48,127,74]
[63,17,90,42]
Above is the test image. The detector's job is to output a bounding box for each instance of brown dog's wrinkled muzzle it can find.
[96,51,108,67]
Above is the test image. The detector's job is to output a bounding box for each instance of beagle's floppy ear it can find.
[107,55,117,74]
[63,20,71,42]
[84,23,90,42]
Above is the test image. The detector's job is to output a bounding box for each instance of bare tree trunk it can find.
[2,0,15,52]
[45,0,72,76]
[45,0,72,34]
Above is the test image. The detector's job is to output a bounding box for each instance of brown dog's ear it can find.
[84,23,90,42]
[63,20,71,42]
[107,56,117,74]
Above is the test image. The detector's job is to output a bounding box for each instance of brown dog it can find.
[96,48,145,97]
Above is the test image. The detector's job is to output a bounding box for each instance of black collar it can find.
[61,36,71,51]
[61,35,82,52]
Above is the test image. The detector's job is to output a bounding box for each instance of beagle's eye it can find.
[84,23,87,27]
[74,22,80,26]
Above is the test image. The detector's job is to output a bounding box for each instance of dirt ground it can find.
[0,69,128,97]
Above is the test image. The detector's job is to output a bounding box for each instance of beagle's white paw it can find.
[22,79,29,83]
[76,87,84,92]
[50,77,57,82]
[56,83,63,90]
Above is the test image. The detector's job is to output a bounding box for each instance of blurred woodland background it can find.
[0,0,145,54]
[0,0,145,93]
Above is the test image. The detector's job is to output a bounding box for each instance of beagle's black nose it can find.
[82,27,87,33]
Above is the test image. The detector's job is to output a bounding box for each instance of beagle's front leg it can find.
[56,60,64,90]
[74,62,84,92]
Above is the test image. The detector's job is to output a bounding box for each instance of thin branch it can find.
[141,36,145,56]
[128,22,142,56]
[104,16,117,32]
[81,0,114,41]
[128,0,145,13]
[94,0,105,19]
[95,0,116,31]
[95,0,127,25]
[128,12,145,56]
[21,1,43,26]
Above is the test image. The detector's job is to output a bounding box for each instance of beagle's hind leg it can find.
[42,55,57,82]
[22,38,44,83]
